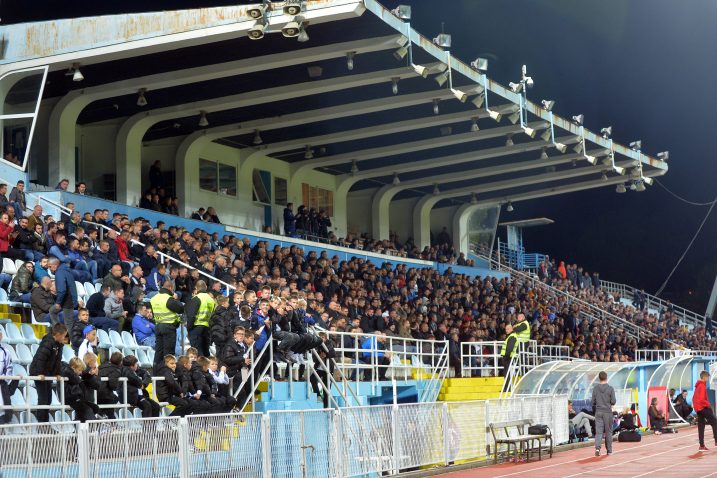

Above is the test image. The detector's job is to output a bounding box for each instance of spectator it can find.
[55,178,70,191]
[31,276,59,325]
[0,183,22,219]
[191,355,236,413]
[9,261,34,303]
[29,323,68,422]
[283,203,296,237]
[203,207,221,224]
[0,211,28,261]
[98,351,124,419]
[132,303,156,348]
[191,208,206,221]
[149,281,185,365]
[121,355,160,418]
[61,357,100,422]
[361,331,391,382]
[14,216,41,260]
[649,397,668,434]
[77,325,98,359]
[8,180,25,218]
[104,287,128,331]
[49,257,80,330]
[0,327,18,424]
[185,280,215,357]
[102,264,129,295]
[149,160,163,190]
[75,182,88,195]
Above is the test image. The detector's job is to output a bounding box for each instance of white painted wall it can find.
[76,117,123,197]
[29,97,60,185]
[346,187,374,237]
[389,196,419,242]
[141,136,183,196]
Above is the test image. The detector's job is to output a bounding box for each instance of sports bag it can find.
[528,424,549,435]
[618,430,642,442]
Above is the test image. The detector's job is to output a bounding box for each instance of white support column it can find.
[47,91,90,188]
[371,185,398,240]
[332,176,360,238]
[174,130,211,216]
[452,203,475,257]
[412,195,440,250]
[115,117,148,205]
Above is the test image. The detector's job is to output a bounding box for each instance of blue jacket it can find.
[251,311,271,350]
[34,261,50,282]
[146,268,163,293]
[55,263,78,307]
[132,313,155,344]
[49,245,71,265]
[361,336,385,360]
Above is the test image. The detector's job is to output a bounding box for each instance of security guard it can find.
[184,280,216,357]
[500,313,531,379]
[150,281,185,365]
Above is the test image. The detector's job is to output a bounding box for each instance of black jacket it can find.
[29,334,63,376]
[61,362,84,404]
[86,292,107,318]
[30,285,56,322]
[221,339,247,377]
[175,365,195,395]
[70,320,91,351]
[210,305,234,351]
[153,363,182,402]
[98,362,122,403]
[14,227,37,250]
[120,366,147,406]
[190,363,213,398]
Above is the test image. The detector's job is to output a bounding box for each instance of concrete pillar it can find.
[371,185,398,240]
[412,195,440,250]
[452,203,475,256]
[48,91,91,189]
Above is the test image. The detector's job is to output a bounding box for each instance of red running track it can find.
[442,427,717,478]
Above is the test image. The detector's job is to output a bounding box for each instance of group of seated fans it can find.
[0,190,712,424]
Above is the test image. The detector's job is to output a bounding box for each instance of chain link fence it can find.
[0,396,568,478]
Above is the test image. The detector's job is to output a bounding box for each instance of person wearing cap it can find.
[78,325,98,360]
[150,281,185,365]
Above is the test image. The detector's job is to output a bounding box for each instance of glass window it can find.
[274,177,287,206]
[252,169,271,204]
[199,158,217,193]
[218,163,236,196]
[301,183,334,216]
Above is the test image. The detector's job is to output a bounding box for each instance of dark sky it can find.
[3,0,716,312]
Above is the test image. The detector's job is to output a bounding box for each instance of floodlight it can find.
[304,145,314,159]
[72,63,84,82]
[435,71,449,87]
[253,130,263,145]
[573,142,584,154]
[585,155,597,165]
[350,160,359,175]
[198,111,209,127]
[509,82,523,93]
[635,180,646,192]
[505,202,514,212]
[614,165,626,175]
[433,99,440,115]
[554,142,567,154]
[541,100,555,111]
[470,118,480,132]
[470,58,488,72]
[657,151,669,161]
[540,129,552,142]
[507,112,520,125]
[630,140,642,151]
[391,77,400,95]
[523,127,536,138]
[643,176,654,186]
[393,46,408,60]
[391,5,412,20]
[346,52,355,71]
[616,183,627,193]
[283,1,303,16]
[505,135,514,147]
[136,88,147,107]
[248,19,267,39]
[471,94,485,109]
[572,114,584,126]
[451,88,468,102]
[413,64,428,78]
[433,184,440,195]
[601,126,612,139]
[282,16,304,38]
[488,110,502,122]
[601,171,608,181]
[392,173,400,185]
[539,148,549,160]
[433,33,451,48]
[247,3,267,19]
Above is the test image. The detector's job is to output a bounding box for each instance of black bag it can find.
[618,430,642,442]
[528,424,549,435]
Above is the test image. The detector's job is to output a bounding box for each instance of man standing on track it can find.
[694,370,717,452]
[592,370,616,456]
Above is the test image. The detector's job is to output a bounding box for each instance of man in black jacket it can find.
[122,355,160,418]
[191,356,235,413]
[14,217,40,260]
[30,277,58,325]
[29,323,67,422]
[209,295,234,356]
[154,355,191,417]
[98,351,124,419]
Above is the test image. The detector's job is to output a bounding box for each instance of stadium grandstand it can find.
[0,1,714,477]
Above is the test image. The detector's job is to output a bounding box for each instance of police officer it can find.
[184,280,216,357]
[150,281,185,365]
[500,313,531,380]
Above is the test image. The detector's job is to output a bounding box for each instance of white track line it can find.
[631,456,706,478]
[697,472,717,478]
[491,431,694,478]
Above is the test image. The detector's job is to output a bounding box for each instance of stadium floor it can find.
[441,426,717,477]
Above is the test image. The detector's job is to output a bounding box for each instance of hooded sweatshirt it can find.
[591,382,616,413]
[694,379,711,412]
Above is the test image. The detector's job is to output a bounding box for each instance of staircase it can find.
[437,377,507,401]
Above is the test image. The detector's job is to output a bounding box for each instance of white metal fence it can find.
[635,349,717,362]
[0,396,568,478]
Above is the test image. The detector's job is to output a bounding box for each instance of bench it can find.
[489,419,553,464]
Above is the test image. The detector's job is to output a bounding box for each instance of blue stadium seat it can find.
[20,324,40,345]
[97,329,112,349]
[3,323,26,345]
[136,348,152,368]
[62,345,75,362]
[109,330,126,351]
[83,282,96,300]
[14,343,33,366]
[2,258,17,276]
[75,281,87,303]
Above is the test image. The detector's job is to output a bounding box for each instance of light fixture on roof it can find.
[585,155,597,165]
[432,99,440,115]
[136,88,148,107]
[488,109,502,122]
[297,25,310,42]
[392,173,401,185]
[470,117,480,132]
[472,94,485,109]
[508,112,520,125]
[573,142,584,154]
[539,148,549,160]
[283,0,304,16]
[505,201,514,212]
[505,134,514,147]
[440,126,452,136]
[571,158,577,167]
[572,114,584,126]
[520,65,534,88]
[616,183,627,193]
[643,176,654,186]
[346,52,356,71]
[433,184,440,195]
[554,142,567,154]
[304,145,314,159]
[614,165,626,175]
[198,111,209,127]
[391,5,412,20]
[629,140,642,151]
[635,180,646,192]
[253,130,263,145]
[307,65,322,78]
[433,33,452,48]
[540,129,552,142]
[451,88,468,102]
[541,99,555,111]
[601,126,612,139]
[435,71,449,87]
[413,64,429,78]
[393,45,408,61]
[509,82,523,94]
[523,126,536,138]
[248,17,268,40]
[391,77,400,95]
[601,171,608,181]
[350,160,359,175]
[248,2,267,19]
[69,63,84,82]
[470,58,488,72]
[470,193,478,204]
[282,16,304,38]
[657,151,669,161]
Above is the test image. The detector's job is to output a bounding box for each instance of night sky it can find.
[3,0,716,312]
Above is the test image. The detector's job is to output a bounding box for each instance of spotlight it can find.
[505,135,514,147]
[614,165,626,175]
[253,130,263,145]
[346,52,356,71]
[198,111,209,127]
[573,142,584,154]
[601,126,612,139]
[471,94,485,109]
[248,19,267,40]
[643,176,654,186]
[488,110,502,122]
[304,145,314,159]
[247,3,267,19]
[470,193,478,204]
[136,88,148,107]
[451,88,468,102]
[635,180,646,192]
[521,65,534,88]
[393,46,408,61]
[657,151,669,161]
[433,33,451,48]
[392,173,401,185]
[509,82,523,93]
[433,99,440,115]
[297,26,310,42]
[616,183,627,193]
[433,184,440,195]
[440,126,452,136]
[541,100,555,111]
[540,129,552,142]
[554,142,567,154]
[283,0,303,16]
[71,63,84,82]
[413,64,428,78]
[539,148,548,160]
[470,118,480,132]
[435,71,449,87]
[585,155,597,165]
[350,160,359,175]
[391,5,412,20]
[508,112,520,125]
[505,201,514,212]
[282,16,304,38]
[601,171,608,181]
[630,140,642,151]
[572,114,584,126]
[391,77,399,95]
[470,58,488,72]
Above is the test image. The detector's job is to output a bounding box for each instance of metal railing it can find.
[0,395,569,478]
[537,345,571,363]
[601,279,706,328]
[635,348,717,362]
[460,340,570,378]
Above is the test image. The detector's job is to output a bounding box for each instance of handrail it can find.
[31,193,72,216]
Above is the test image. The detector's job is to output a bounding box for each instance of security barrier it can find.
[0,395,568,478]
